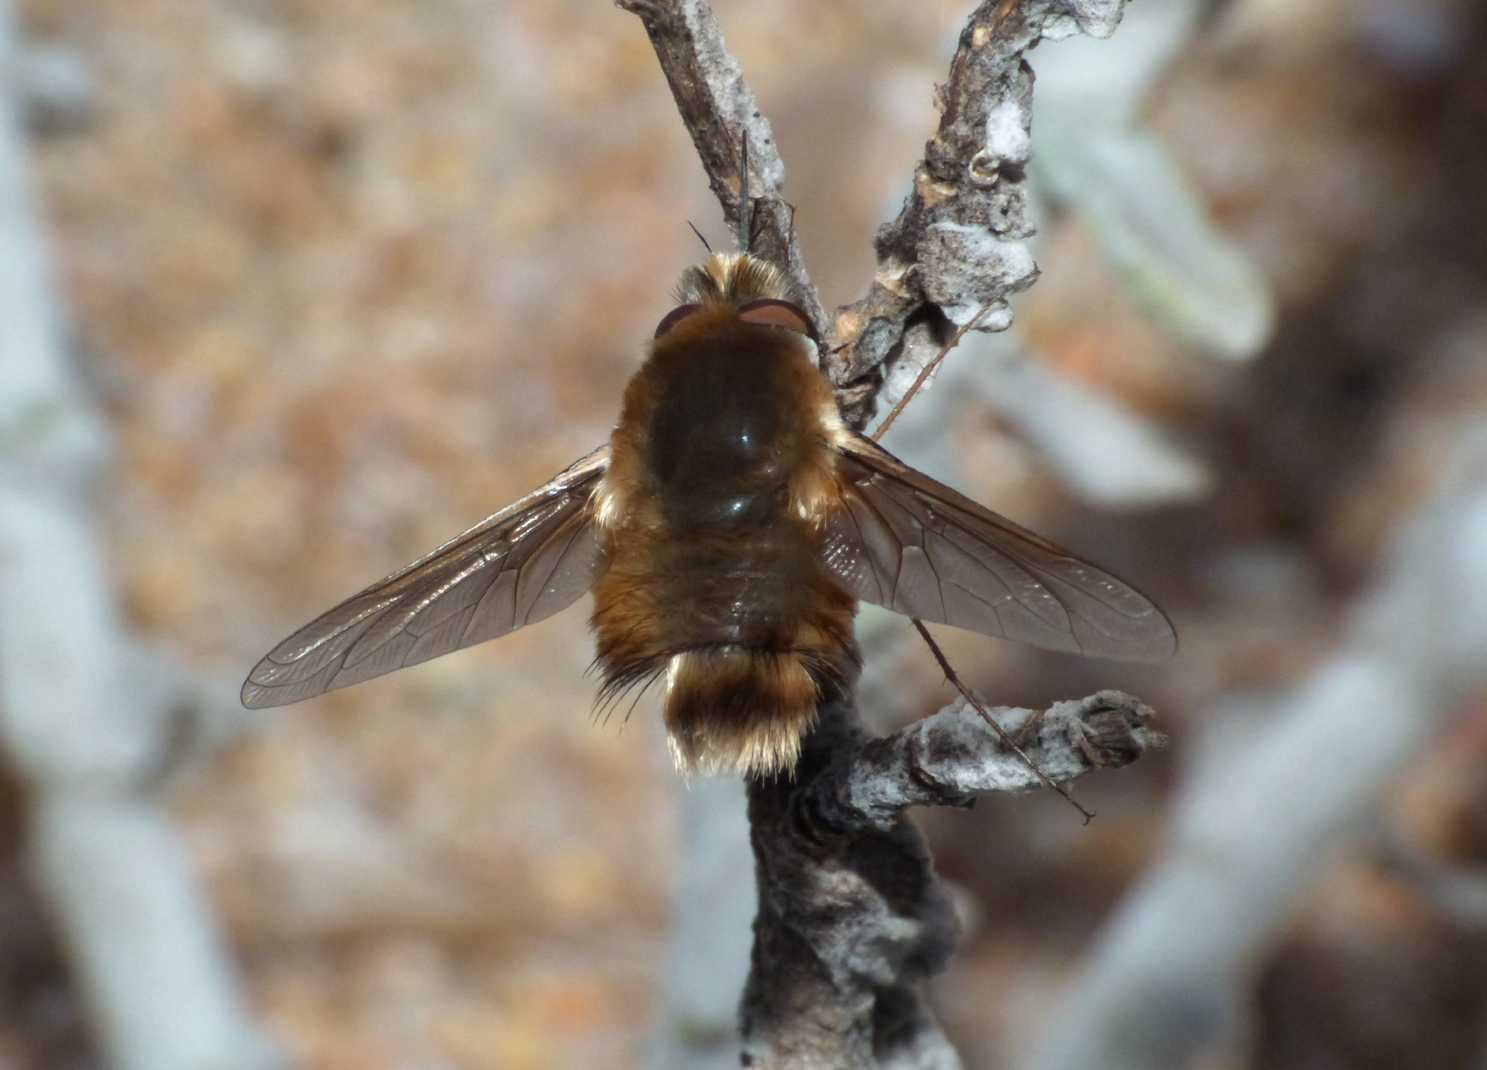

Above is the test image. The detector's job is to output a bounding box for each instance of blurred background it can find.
[2,0,1486,1067]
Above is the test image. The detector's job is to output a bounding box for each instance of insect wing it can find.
[820,435,1176,662]
[242,445,610,708]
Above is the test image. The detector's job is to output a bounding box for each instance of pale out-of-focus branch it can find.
[1027,429,1487,1070]
[0,5,281,1068]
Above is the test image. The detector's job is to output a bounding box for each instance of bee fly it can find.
[244,202,1176,777]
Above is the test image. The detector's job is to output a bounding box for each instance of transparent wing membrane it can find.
[242,446,609,708]
[821,435,1176,662]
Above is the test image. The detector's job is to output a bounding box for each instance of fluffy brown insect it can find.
[242,251,1176,777]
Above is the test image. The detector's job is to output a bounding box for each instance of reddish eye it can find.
[655,303,703,338]
[738,299,818,344]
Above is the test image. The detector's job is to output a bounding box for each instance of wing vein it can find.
[241,445,611,708]
[819,436,1176,662]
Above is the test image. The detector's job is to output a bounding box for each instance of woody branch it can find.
[743,693,1155,1068]
[621,1,1147,1067]
[618,0,1126,426]
[805,691,1160,834]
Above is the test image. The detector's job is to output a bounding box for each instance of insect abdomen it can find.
[591,305,859,777]
[591,525,858,777]
[663,645,827,777]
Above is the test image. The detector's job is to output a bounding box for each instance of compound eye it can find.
[655,303,704,338]
[738,298,818,344]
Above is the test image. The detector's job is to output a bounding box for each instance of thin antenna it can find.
[912,619,1095,823]
[686,220,713,254]
[872,303,995,442]
[738,130,752,253]
[749,198,768,253]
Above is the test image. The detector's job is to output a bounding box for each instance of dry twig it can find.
[619,0,1129,427]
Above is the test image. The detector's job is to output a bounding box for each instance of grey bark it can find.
[620,0,1130,426]
[740,693,1157,1069]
